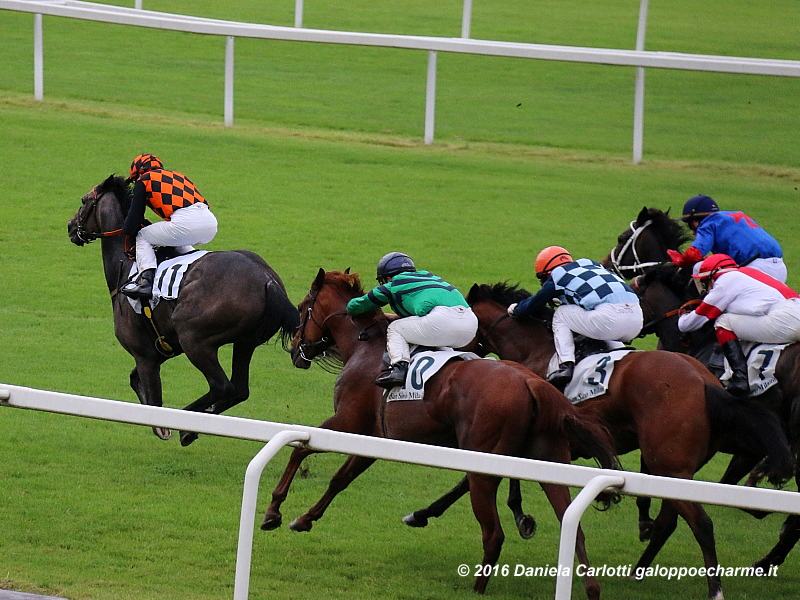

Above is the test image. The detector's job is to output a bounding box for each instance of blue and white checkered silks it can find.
[550,258,638,309]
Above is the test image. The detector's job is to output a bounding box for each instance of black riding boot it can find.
[547,361,575,392]
[121,268,156,300]
[376,361,409,389]
[721,339,750,397]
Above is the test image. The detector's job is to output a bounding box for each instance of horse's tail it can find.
[259,279,300,351]
[525,377,622,507]
[705,383,793,487]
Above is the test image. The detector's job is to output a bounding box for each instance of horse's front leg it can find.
[129,362,171,440]
[288,454,377,532]
[261,445,318,530]
[179,345,234,446]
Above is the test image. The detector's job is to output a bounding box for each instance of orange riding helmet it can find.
[129,154,164,181]
[535,246,573,280]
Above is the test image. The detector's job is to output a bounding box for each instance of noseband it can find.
[295,286,347,363]
[608,219,663,278]
[73,187,123,244]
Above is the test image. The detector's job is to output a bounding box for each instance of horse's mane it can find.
[636,206,693,250]
[466,282,532,308]
[97,174,133,216]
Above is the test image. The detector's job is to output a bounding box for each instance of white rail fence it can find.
[2,382,800,600]
[3,1,800,162]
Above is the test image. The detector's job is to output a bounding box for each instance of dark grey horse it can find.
[68,174,299,445]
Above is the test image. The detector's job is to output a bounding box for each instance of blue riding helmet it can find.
[681,194,719,223]
[376,252,416,281]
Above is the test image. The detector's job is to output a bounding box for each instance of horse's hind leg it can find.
[507,479,536,539]
[752,513,800,572]
[466,473,504,594]
[179,344,235,445]
[635,499,722,600]
[402,475,470,528]
[287,454,377,532]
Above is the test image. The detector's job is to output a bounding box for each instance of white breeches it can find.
[552,302,643,363]
[386,305,479,364]
[717,298,800,344]
[135,203,217,271]
[749,257,788,283]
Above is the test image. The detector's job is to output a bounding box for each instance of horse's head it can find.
[290,268,368,369]
[67,174,130,246]
[601,206,691,279]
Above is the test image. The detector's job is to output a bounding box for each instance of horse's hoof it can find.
[638,520,654,542]
[260,513,282,531]
[180,431,199,446]
[751,557,776,574]
[402,512,429,528]
[153,426,172,440]
[516,514,537,539]
[289,517,312,532]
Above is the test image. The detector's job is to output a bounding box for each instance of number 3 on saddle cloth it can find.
[123,250,209,313]
[554,349,638,404]
[385,348,483,402]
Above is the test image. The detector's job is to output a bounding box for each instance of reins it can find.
[608,219,664,278]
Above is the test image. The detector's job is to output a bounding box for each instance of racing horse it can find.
[603,205,800,572]
[633,264,800,573]
[601,205,691,279]
[260,269,620,598]
[67,174,299,445]
[412,282,791,599]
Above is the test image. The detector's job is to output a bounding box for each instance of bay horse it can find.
[260,269,620,598]
[413,282,791,599]
[67,174,299,445]
[633,264,800,572]
[601,205,691,279]
[603,205,800,572]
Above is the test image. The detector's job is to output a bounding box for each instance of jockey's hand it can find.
[507,303,517,317]
[124,235,136,259]
[667,249,685,266]
[678,300,699,316]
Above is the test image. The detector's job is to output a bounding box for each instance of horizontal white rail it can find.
[2,382,800,599]
[4,0,799,76]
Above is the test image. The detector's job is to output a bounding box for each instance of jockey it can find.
[667,194,786,282]
[508,246,643,391]
[121,154,218,300]
[346,252,478,389]
[678,254,800,396]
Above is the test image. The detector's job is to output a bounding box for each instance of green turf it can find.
[1,2,799,599]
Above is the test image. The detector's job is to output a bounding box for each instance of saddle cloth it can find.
[547,349,637,404]
[125,250,209,313]
[719,342,787,397]
[385,349,483,402]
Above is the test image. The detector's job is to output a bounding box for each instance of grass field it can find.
[1,2,800,599]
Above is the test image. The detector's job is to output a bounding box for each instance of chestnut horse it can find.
[67,175,299,445]
[413,282,791,599]
[260,269,620,597]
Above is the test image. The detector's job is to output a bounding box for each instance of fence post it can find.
[424,51,437,145]
[234,430,311,600]
[632,0,649,164]
[33,13,43,100]
[295,0,304,28]
[461,0,472,39]
[224,36,235,127]
[554,475,625,600]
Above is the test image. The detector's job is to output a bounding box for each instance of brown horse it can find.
[633,264,800,572]
[67,175,299,445]
[260,269,620,597]
[417,282,791,599]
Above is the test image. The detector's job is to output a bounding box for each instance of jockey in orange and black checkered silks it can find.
[120,154,218,300]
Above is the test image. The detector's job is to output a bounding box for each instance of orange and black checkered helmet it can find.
[129,154,164,180]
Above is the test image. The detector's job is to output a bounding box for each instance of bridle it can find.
[72,186,124,244]
[608,219,663,278]
[294,284,351,364]
[472,312,509,357]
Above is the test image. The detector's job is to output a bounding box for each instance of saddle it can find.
[381,346,482,402]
